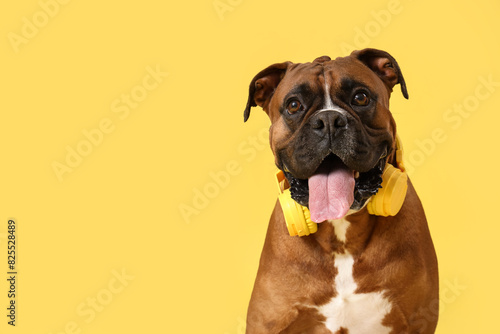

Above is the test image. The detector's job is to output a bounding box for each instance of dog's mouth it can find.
[283,153,385,222]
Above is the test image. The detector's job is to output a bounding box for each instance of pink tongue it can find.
[308,157,355,223]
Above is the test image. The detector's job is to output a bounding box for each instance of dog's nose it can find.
[310,111,347,135]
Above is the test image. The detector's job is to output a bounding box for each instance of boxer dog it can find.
[243,49,438,334]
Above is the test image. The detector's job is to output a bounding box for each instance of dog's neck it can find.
[311,207,379,256]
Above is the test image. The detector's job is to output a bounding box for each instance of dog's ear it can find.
[244,61,291,122]
[351,48,408,99]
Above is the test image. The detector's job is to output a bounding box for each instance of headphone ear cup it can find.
[367,164,408,216]
[278,189,318,236]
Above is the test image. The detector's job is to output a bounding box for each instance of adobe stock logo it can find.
[404,75,498,176]
[46,268,134,334]
[7,0,72,54]
[338,0,406,54]
[179,127,269,223]
[51,65,168,182]
[403,277,467,334]
[213,0,243,20]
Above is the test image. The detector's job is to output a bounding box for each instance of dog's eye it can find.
[286,100,303,114]
[352,92,370,106]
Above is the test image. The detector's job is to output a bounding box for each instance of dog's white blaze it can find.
[323,81,347,115]
[318,219,393,334]
[323,81,335,110]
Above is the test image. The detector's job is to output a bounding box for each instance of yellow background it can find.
[1,0,499,333]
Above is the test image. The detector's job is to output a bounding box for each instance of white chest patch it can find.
[317,220,393,334]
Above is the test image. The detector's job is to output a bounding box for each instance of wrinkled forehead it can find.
[283,62,324,84]
[276,57,386,97]
[323,57,384,89]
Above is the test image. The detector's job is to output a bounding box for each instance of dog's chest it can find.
[317,219,393,334]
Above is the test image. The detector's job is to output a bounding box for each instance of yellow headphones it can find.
[276,135,408,237]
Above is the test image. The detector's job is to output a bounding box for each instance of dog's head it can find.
[244,48,408,221]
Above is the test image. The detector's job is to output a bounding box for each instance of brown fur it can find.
[245,49,438,333]
[247,180,438,333]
